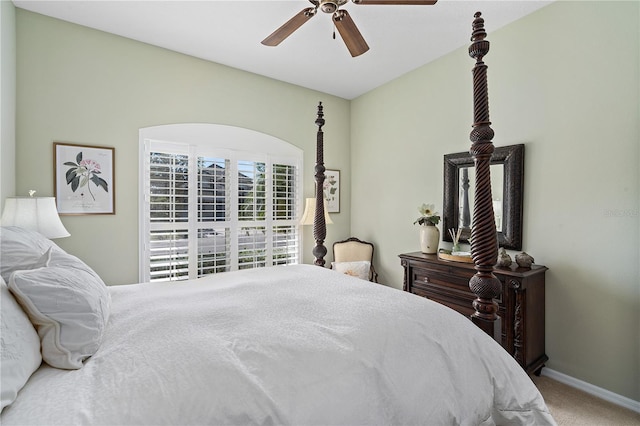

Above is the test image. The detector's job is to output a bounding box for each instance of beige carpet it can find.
[533,375,640,425]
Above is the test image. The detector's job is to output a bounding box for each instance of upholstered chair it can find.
[332,237,378,283]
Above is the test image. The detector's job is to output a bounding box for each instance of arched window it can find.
[139,124,303,282]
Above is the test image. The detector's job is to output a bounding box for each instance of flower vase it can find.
[419,224,440,254]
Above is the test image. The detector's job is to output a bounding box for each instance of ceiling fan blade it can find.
[352,0,437,4]
[333,10,370,57]
[261,7,316,46]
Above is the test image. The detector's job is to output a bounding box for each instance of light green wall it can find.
[1,0,16,204]
[351,1,639,401]
[15,8,351,284]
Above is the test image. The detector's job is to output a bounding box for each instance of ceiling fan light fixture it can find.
[320,0,347,14]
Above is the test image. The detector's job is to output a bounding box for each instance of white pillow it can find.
[0,276,42,412]
[0,226,56,283]
[8,247,111,369]
[332,261,371,280]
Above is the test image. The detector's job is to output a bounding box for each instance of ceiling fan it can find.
[261,0,438,58]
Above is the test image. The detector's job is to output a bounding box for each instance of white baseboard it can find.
[541,368,640,414]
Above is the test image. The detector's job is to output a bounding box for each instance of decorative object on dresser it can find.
[399,252,548,375]
[497,247,513,267]
[448,227,462,253]
[437,249,473,263]
[418,225,439,254]
[413,203,441,254]
[515,251,535,268]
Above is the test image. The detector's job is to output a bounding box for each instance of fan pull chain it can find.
[333,21,336,39]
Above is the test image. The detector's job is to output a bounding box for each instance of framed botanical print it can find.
[323,169,340,213]
[54,142,115,215]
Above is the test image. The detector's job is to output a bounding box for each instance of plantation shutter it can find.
[145,143,191,282]
[272,163,299,265]
[141,133,301,283]
[197,155,232,276]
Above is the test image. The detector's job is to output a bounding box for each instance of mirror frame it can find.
[443,143,524,250]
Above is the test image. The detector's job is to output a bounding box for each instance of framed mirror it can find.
[443,144,524,250]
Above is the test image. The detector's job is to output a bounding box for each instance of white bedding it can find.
[1,264,555,425]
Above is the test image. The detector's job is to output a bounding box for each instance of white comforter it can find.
[2,264,555,425]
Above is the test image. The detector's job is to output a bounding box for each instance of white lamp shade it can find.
[1,197,70,239]
[299,198,333,225]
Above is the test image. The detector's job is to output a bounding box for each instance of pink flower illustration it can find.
[64,152,108,201]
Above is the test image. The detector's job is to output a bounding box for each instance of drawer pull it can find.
[423,277,430,283]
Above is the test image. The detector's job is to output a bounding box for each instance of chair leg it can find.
[370,266,379,283]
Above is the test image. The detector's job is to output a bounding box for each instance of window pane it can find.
[198,228,230,275]
[198,157,228,222]
[238,226,266,269]
[273,225,298,265]
[238,161,266,221]
[149,152,189,223]
[273,163,296,220]
[149,229,189,282]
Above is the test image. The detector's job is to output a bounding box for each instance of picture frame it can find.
[54,142,115,215]
[323,169,340,213]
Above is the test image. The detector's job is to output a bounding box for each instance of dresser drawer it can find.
[410,275,505,318]
[411,267,503,305]
[411,285,476,317]
[413,267,469,288]
[411,260,474,280]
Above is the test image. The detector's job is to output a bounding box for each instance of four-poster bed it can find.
[313,12,503,340]
[1,13,555,425]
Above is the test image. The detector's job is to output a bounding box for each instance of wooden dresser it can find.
[399,252,548,375]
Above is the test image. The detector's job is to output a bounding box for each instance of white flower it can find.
[418,203,437,217]
[414,203,441,226]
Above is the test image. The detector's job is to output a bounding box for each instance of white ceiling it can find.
[12,0,553,100]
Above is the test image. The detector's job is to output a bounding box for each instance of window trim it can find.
[138,123,303,282]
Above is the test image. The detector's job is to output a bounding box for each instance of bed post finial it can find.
[468,12,502,340]
[313,101,328,267]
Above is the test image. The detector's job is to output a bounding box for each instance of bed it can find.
[1,12,555,426]
[1,226,553,425]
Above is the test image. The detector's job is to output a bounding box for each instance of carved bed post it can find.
[313,101,328,267]
[468,12,502,340]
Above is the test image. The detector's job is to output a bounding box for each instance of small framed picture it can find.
[54,142,115,215]
[323,169,340,213]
